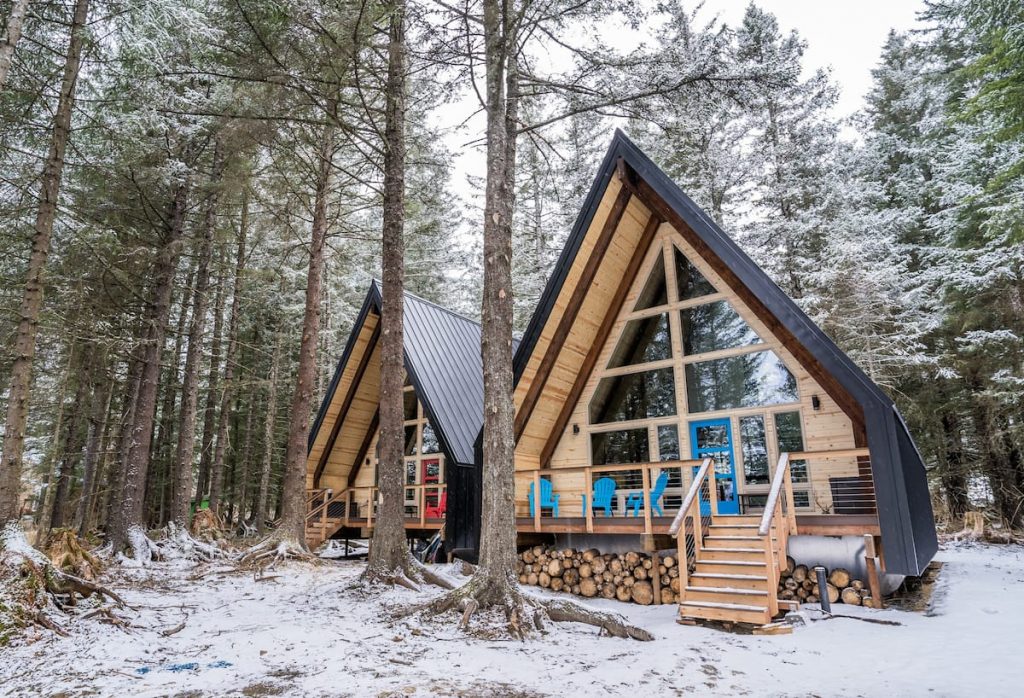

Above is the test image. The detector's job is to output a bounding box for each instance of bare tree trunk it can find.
[196,240,227,507]
[471,0,519,603]
[366,0,411,580]
[170,151,221,526]
[0,0,30,91]
[49,349,92,531]
[76,356,112,533]
[256,330,281,534]
[105,349,142,533]
[277,122,334,546]
[0,0,90,528]
[107,177,189,551]
[236,391,255,525]
[209,190,249,514]
[34,345,75,529]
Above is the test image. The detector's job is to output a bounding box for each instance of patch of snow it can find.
[1,523,49,566]
[0,542,1021,696]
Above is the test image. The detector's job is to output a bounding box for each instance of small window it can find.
[403,425,418,456]
[657,425,680,461]
[421,422,440,454]
[684,350,799,413]
[591,428,650,465]
[590,368,677,423]
[405,459,417,485]
[634,256,668,310]
[740,415,769,485]
[608,314,672,368]
[675,247,716,301]
[792,490,810,508]
[774,411,808,483]
[403,391,417,421]
[680,300,762,356]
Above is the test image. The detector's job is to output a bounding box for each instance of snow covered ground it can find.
[1,541,1022,697]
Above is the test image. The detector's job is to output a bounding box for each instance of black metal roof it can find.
[308,282,486,467]
[511,130,937,576]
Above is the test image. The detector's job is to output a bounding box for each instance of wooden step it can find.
[678,600,771,625]
[690,572,770,590]
[694,560,767,575]
[700,547,766,562]
[710,515,762,525]
[708,523,774,537]
[683,586,769,606]
[704,535,771,549]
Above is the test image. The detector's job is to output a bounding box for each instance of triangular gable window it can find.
[607,314,671,368]
[633,255,667,310]
[675,246,716,300]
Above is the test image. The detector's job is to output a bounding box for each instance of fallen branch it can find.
[542,599,654,641]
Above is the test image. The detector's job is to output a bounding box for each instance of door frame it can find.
[688,417,739,515]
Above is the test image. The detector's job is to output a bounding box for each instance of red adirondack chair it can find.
[424,491,447,519]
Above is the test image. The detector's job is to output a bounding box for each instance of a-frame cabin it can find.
[305,282,483,556]
[509,131,937,624]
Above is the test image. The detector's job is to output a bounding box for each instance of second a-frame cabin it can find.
[508,131,937,624]
[305,282,483,556]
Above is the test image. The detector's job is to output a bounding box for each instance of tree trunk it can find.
[278,122,334,545]
[76,355,112,533]
[256,330,281,534]
[367,0,410,579]
[34,345,75,529]
[472,0,519,602]
[236,389,255,525]
[0,0,31,91]
[209,189,249,514]
[196,239,227,507]
[107,177,190,551]
[0,0,90,528]
[170,151,221,526]
[104,348,143,533]
[49,349,92,531]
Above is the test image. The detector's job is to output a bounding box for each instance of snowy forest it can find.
[0,0,1022,558]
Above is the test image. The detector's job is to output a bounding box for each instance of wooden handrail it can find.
[787,447,870,460]
[668,458,713,536]
[759,453,790,535]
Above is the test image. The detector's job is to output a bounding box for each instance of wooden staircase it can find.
[671,455,797,627]
[678,515,781,624]
[305,489,348,550]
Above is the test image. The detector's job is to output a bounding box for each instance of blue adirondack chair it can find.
[627,471,669,517]
[528,478,560,517]
[582,477,617,517]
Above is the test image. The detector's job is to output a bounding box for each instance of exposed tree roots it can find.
[1,524,127,640]
[420,573,653,641]
[363,551,456,593]
[238,534,315,572]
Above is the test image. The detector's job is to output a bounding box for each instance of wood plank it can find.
[313,320,381,488]
[346,410,379,487]
[538,213,664,468]
[515,185,634,441]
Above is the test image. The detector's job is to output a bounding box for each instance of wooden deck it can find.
[514,513,879,537]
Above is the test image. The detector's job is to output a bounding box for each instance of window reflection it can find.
[634,256,668,310]
[592,428,650,465]
[590,368,677,423]
[774,411,808,483]
[404,425,418,455]
[675,247,716,301]
[684,350,798,413]
[608,314,671,368]
[680,300,762,356]
[421,422,440,454]
[740,415,769,485]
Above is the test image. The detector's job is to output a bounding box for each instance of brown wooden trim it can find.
[626,172,866,433]
[313,321,381,488]
[514,185,634,441]
[347,409,379,487]
[538,213,663,468]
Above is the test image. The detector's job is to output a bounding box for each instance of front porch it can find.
[305,484,446,549]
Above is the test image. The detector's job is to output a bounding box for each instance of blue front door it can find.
[689,418,739,515]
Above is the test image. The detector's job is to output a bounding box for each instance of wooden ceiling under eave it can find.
[305,313,381,491]
[513,175,658,467]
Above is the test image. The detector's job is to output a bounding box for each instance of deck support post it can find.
[864,534,884,609]
[651,551,662,604]
[533,470,541,532]
[584,467,594,533]
[641,465,653,535]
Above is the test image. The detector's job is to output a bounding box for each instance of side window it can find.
[774,411,808,483]
[739,415,769,485]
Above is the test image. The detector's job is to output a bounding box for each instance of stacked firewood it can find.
[777,557,874,606]
[516,546,681,605]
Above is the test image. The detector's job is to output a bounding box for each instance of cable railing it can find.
[667,457,715,593]
[513,460,705,535]
[304,484,447,530]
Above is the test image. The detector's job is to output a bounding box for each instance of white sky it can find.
[441,0,928,210]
